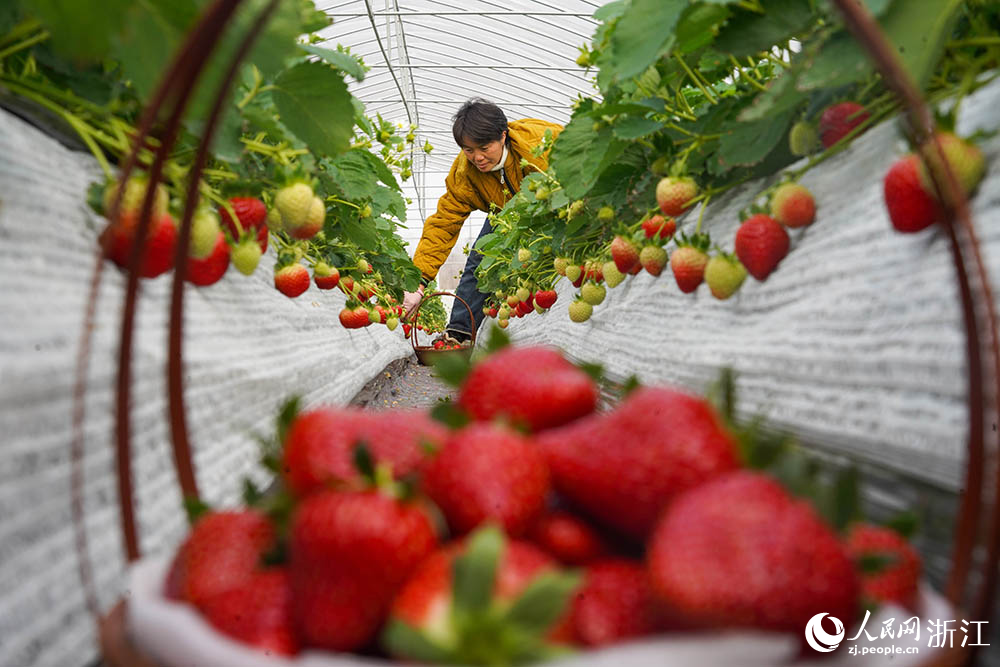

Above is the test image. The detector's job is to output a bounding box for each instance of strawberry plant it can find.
[2,0,430,307]
[465,0,996,317]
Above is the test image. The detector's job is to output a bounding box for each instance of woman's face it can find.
[460,131,507,171]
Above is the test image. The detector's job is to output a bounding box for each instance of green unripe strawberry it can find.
[553,257,569,275]
[518,248,532,263]
[564,264,582,282]
[575,51,591,68]
[602,261,625,288]
[789,121,819,156]
[597,206,614,223]
[535,186,550,201]
[357,258,371,273]
[581,281,606,306]
[423,141,434,154]
[516,286,530,302]
[189,209,221,259]
[495,290,505,299]
[361,204,373,218]
[651,155,670,176]
[526,180,538,192]
[231,238,262,276]
[266,206,284,233]
[103,176,169,218]
[274,183,314,229]
[568,299,593,323]
[498,305,511,319]
[534,302,545,314]
[568,200,585,218]
[386,317,399,331]
[918,132,986,202]
[704,254,748,300]
[369,309,381,324]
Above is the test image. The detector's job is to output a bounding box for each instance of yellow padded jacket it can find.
[412,118,563,280]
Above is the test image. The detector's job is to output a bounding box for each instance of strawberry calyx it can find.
[383,525,580,665]
[674,231,711,252]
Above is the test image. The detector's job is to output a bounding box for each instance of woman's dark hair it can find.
[452,99,508,146]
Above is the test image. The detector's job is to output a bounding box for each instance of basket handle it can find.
[408,291,477,352]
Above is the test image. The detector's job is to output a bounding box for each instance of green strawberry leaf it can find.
[299,43,368,81]
[351,441,376,482]
[600,0,685,83]
[183,496,212,525]
[382,619,454,664]
[621,374,642,397]
[273,61,353,158]
[884,511,920,539]
[430,400,471,430]
[275,395,301,445]
[504,570,582,634]
[577,362,604,383]
[452,525,504,616]
[829,465,862,532]
[431,352,472,388]
[858,552,901,574]
[485,326,511,353]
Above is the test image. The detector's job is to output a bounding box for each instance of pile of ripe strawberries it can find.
[164,343,922,664]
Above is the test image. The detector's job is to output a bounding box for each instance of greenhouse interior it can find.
[1,1,999,666]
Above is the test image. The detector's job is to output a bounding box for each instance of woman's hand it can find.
[402,284,425,321]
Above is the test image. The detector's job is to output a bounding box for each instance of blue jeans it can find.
[446,218,494,341]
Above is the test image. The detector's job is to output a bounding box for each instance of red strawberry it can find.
[103,211,178,278]
[164,510,275,607]
[219,197,268,252]
[289,489,437,651]
[670,246,708,293]
[648,471,858,636]
[528,510,609,566]
[818,101,869,148]
[734,214,789,281]
[610,235,640,273]
[488,306,499,317]
[537,386,740,539]
[639,244,667,276]
[274,263,309,298]
[313,262,340,289]
[185,231,230,286]
[200,569,298,656]
[281,407,445,496]
[770,182,816,228]
[422,423,550,537]
[844,522,921,610]
[884,154,942,233]
[457,346,598,431]
[534,289,558,309]
[584,262,604,284]
[339,275,357,296]
[402,323,412,336]
[570,559,664,646]
[642,214,676,240]
[384,526,578,663]
[656,177,698,216]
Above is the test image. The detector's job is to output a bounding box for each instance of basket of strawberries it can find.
[409,291,475,367]
[106,338,967,667]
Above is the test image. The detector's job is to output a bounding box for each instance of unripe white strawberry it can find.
[497,318,510,329]
[103,177,169,219]
[189,209,221,259]
[602,260,625,288]
[568,299,593,323]
[516,286,531,302]
[274,183,314,229]
[518,248,532,263]
[231,238,262,276]
[564,264,583,282]
[553,257,569,275]
[581,281,606,306]
[704,254,748,300]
